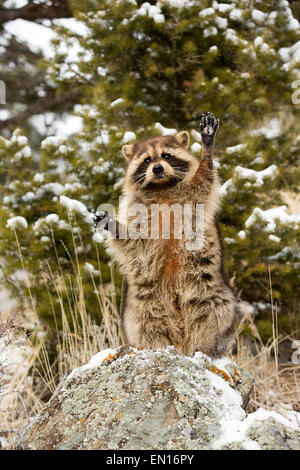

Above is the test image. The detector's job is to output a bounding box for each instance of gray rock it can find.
[247,417,300,450]
[19,346,300,450]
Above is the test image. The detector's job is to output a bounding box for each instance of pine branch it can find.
[0,89,81,130]
[0,0,72,25]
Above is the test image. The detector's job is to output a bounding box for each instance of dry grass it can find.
[232,309,300,416]
[0,273,122,450]
[0,226,122,449]
[231,269,300,418]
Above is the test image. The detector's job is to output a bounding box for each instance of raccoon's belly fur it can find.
[109,225,236,358]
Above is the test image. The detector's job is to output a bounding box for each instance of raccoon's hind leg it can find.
[185,298,235,358]
[123,303,172,350]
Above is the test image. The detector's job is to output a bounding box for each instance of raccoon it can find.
[95,113,237,358]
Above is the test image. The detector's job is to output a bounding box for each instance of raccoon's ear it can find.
[122,144,134,160]
[175,131,190,149]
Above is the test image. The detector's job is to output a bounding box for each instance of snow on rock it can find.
[68,348,118,380]
[245,206,300,232]
[6,216,28,230]
[278,404,300,430]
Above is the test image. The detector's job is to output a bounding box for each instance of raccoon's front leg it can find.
[199,112,219,166]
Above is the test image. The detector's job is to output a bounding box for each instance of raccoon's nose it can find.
[152,163,164,175]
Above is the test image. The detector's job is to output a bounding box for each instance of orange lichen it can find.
[77,418,83,423]
[112,398,118,402]
[210,365,231,382]
[232,368,242,383]
[103,353,117,362]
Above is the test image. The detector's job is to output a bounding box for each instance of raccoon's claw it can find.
[200,112,219,146]
[93,210,110,229]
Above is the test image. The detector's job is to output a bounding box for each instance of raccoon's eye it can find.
[144,157,151,164]
[162,153,172,160]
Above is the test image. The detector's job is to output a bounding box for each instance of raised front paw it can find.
[200,112,220,146]
[93,210,111,230]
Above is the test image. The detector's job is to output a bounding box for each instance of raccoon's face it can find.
[123,132,199,192]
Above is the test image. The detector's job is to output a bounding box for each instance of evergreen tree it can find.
[0,0,78,142]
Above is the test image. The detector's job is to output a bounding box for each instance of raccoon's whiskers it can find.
[134,174,147,185]
[171,167,187,173]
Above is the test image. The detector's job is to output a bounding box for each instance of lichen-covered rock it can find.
[19,346,300,450]
[247,417,300,450]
